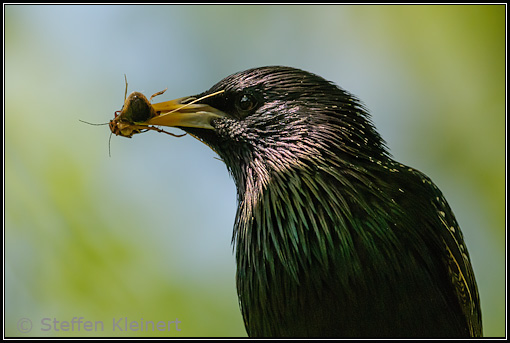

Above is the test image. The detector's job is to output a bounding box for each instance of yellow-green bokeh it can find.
[5,5,505,337]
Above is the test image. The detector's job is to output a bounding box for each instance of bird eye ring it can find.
[236,93,258,114]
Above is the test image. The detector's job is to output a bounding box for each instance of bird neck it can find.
[230,149,380,285]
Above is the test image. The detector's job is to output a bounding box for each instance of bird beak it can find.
[146,91,226,130]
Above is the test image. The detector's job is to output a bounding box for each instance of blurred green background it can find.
[5,4,505,337]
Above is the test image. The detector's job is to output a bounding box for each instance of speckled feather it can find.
[183,66,482,337]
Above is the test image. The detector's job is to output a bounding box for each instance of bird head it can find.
[149,66,388,194]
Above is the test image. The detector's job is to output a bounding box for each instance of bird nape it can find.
[135,66,482,337]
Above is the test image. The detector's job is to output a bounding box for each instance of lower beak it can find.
[147,95,225,130]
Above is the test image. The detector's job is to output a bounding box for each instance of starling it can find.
[145,66,482,337]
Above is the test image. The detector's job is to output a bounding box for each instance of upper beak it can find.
[147,94,226,130]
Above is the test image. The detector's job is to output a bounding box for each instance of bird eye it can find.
[235,93,258,115]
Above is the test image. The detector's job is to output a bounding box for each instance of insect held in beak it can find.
[80,75,225,155]
[108,75,188,139]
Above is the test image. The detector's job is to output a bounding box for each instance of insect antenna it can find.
[108,132,113,157]
[150,88,168,102]
[79,119,109,126]
[162,90,225,115]
[123,74,128,101]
